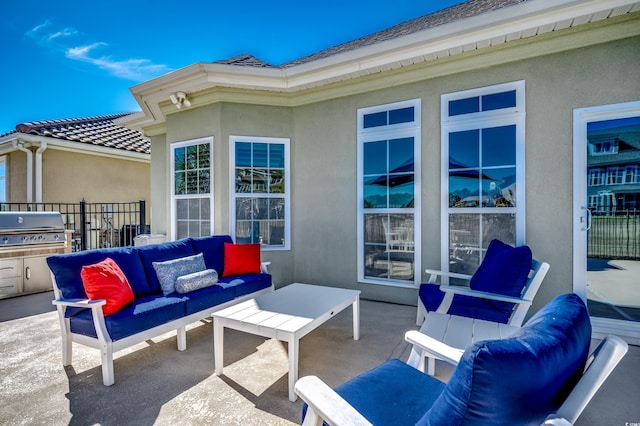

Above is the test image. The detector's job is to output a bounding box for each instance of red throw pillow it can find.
[81,258,134,316]
[223,243,261,277]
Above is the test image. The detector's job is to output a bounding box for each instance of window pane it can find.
[253,143,268,167]
[449,97,479,116]
[364,175,388,208]
[186,171,198,194]
[482,90,516,111]
[269,144,285,168]
[389,107,414,125]
[177,199,188,219]
[198,143,210,168]
[236,142,252,167]
[189,199,201,220]
[450,130,480,169]
[252,169,268,193]
[235,168,251,193]
[236,198,253,220]
[363,213,414,281]
[364,111,387,128]
[449,174,480,207]
[482,167,516,207]
[482,125,516,167]
[174,171,185,195]
[482,213,516,248]
[389,137,414,173]
[174,147,185,171]
[449,213,481,276]
[198,170,210,193]
[186,145,198,169]
[254,198,268,220]
[389,176,414,208]
[269,169,284,193]
[363,140,387,175]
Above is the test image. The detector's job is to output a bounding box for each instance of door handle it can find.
[25,266,31,280]
[581,206,592,231]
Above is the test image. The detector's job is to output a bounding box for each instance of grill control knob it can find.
[2,236,8,244]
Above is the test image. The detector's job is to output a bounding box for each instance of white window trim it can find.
[441,81,526,273]
[357,98,421,288]
[169,136,214,241]
[229,135,291,251]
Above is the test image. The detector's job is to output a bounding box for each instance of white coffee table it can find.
[212,283,360,402]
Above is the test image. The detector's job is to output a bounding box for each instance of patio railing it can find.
[588,209,640,259]
[0,200,147,252]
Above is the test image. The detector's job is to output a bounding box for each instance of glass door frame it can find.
[573,100,640,345]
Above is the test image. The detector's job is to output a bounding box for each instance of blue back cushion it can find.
[136,238,195,294]
[190,235,232,273]
[47,247,150,299]
[419,293,591,426]
[470,239,532,296]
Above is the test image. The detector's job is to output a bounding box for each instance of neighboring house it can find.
[586,117,640,213]
[0,114,151,246]
[0,113,150,205]
[119,0,640,337]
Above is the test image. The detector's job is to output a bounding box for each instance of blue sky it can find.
[0,0,464,133]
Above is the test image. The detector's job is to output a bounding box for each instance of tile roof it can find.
[214,0,526,68]
[3,113,150,154]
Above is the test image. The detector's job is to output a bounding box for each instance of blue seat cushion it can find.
[419,283,512,324]
[69,294,188,341]
[420,293,591,425]
[190,235,232,273]
[302,359,445,426]
[217,273,272,298]
[181,285,236,315]
[47,247,151,302]
[136,238,195,293]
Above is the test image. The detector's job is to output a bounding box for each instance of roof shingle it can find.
[5,113,149,154]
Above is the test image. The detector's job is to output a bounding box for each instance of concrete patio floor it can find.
[1,290,639,425]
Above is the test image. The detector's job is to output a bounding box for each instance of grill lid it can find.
[0,211,65,232]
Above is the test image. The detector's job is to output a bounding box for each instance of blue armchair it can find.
[295,294,627,426]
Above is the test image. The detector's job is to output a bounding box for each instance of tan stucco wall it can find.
[148,16,640,310]
[8,148,149,205]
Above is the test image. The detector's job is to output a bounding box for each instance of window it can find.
[170,137,213,240]
[441,81,525,276]
[358,99,421,287]
[229,136,290,250]
[589,169,604,186]
[606,167,623,185]
[624,165,638,184]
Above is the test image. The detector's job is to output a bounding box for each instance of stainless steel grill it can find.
[0,211,68,299]
[0,211,66,246]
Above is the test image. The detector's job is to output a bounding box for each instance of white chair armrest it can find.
[260,261,271,274]
[295,376,372,426]
[405,330,464,366]
[423,268,472,284]
[439,285,532,305]
[52,298,107,308]
[542,416,573,426]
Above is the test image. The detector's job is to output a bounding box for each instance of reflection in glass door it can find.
[574,101,640,344]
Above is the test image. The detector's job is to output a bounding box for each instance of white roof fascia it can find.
[281,0,640,89]
[0,133,150,163]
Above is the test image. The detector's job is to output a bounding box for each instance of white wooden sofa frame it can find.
[50,262,272,386]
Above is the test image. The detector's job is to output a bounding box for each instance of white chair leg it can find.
[427,357,436,376]
[177,326,186,351]
[416,299,426,326]
[61,329,72,366]
[101,342,115,386]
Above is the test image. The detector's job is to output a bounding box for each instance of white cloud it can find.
[27,21,171,82]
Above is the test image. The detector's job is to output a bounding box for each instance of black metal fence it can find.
[0,200,147,252]
[588,209,640,259]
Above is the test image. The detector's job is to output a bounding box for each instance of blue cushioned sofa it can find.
[47,235,273,386]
